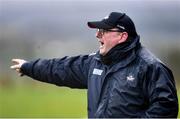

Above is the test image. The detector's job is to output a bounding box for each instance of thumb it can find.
[10,64,21,70]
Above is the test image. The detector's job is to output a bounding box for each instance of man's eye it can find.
[103,30,106,32]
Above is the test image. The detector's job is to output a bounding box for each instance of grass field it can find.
[0,82,87,118]
[0,80,179,118]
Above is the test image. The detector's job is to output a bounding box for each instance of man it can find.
[11,12,178,118]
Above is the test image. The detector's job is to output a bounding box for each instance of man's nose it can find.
[96,31,102,39]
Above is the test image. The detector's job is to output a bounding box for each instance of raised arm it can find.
[11,55,93,89]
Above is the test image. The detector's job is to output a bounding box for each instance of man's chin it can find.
[99,50,107,56]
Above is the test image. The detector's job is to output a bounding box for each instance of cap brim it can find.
[87,21,113,29]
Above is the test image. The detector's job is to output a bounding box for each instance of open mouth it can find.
[99,40,104,48]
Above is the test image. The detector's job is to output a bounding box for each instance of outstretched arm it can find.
[10,55,92,89]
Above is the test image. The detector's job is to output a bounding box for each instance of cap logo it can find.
[117,24,125,30]
[104,15,109,20]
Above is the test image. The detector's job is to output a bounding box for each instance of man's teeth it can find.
[98,40,104,48]
[100,42,104,48]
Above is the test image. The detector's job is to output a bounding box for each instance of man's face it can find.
[96,28,127,56]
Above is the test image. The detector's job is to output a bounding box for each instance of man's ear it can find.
[118,32,128,43]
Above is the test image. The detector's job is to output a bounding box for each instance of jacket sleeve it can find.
[142,63,179,118]
[21,55,92,89]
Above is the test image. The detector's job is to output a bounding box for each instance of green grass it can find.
[0,83,87,118]
[0,80,180,118]
[178,91,180,118]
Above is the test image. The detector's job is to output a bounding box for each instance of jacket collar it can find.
[94,36,141,69]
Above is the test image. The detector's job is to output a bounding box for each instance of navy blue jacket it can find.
[21,36,178,118]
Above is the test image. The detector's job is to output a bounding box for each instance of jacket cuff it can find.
[20,62,31,76]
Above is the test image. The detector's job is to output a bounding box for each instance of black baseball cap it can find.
[87,12,137,37]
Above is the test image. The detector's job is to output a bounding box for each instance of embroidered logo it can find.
[93,68,103,76]
[126,75,135,81]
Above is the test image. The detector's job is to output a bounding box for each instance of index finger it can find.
[12,59,21,64]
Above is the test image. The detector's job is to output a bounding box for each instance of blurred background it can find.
[0,0,180,118]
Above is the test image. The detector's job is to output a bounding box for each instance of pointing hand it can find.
[10,59,27,76]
